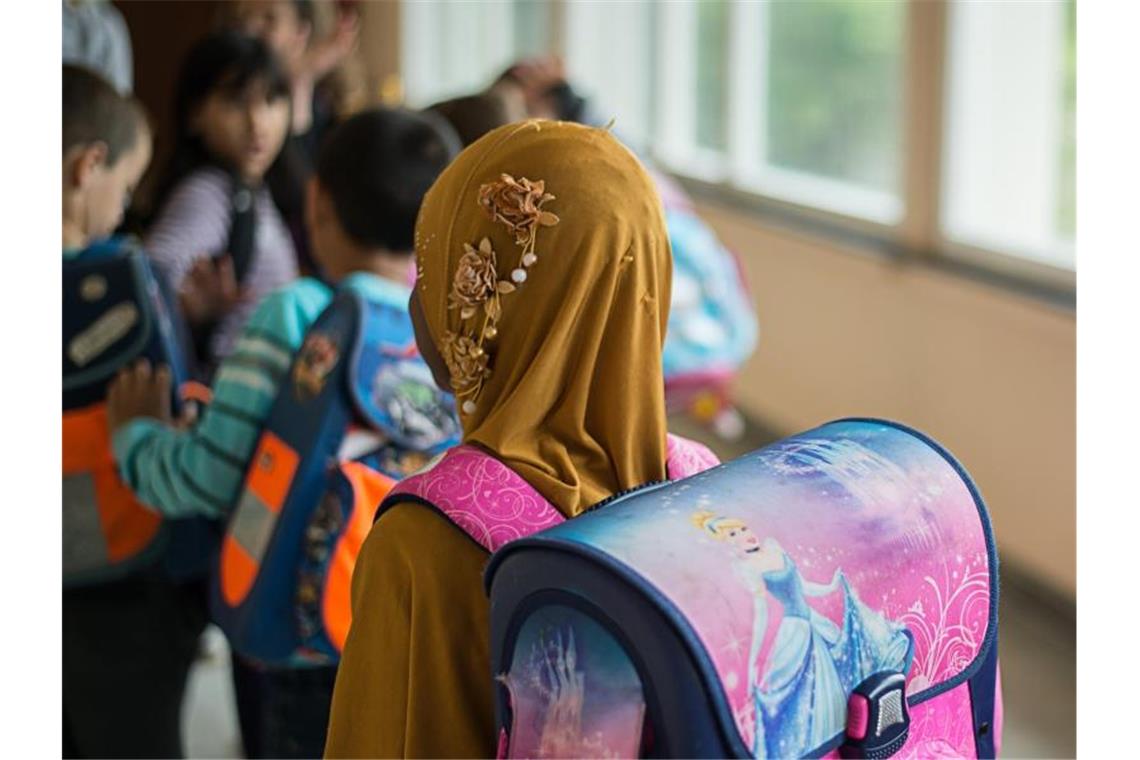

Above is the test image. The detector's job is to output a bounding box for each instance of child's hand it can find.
[300,8,359,85]
[107,360,173,434]
[179,255,242,326]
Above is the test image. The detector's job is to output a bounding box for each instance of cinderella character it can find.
[692,511,914,758]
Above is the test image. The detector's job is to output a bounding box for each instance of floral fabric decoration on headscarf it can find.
[442,173,560,415]
[412,119,672,517]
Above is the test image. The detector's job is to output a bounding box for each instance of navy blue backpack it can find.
[63,239,216,586]
[211,288,461,665]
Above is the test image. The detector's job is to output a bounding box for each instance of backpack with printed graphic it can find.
[484,419,1001,759]
[211,287,461,665]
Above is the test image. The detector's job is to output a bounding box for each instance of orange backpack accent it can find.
[64,244,198,586]
[210,290,460,665]
[321,461,396,652]
[220,432,299,607]
[62,403,164,581]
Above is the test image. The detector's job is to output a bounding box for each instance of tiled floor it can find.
[183,627,242,759]
[180,414,1076,758]
[995,576,1076,757]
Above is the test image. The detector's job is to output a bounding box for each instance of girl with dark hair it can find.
[145,30,298,370]
[223,1,363,275]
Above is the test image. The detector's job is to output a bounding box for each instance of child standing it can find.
[63,64,211,759]
[107,106,459,758]
[146,31,299,370]
[324,119,723,758]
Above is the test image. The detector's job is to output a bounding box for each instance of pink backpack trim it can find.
[382,434,719,553]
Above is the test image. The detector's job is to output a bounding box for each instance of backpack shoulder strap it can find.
[379,445,564,553]
[380,435,720,553]
[189,176,259,370]
[226,177,257,285]
[665,433,721,478]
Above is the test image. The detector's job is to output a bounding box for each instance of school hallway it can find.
[57,1,1079,756]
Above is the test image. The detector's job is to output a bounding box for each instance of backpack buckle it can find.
[839,671,910,759]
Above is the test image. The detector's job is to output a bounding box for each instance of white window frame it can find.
[936,0,1075,289]
[652,1,906,228]
[400,0,519,108]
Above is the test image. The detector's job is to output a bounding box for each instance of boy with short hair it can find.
[108,106,457,517]
[63,64,151,254]
[107,106,459,758]
[63,64,212,759]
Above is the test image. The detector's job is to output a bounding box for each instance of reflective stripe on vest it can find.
[63,473,110,576]
[62,403,163,581]
[220,431,298,607]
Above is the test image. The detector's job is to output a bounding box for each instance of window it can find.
[562,0,656,152]
[399,0,1076,285]
[941,0,1075,270]
[695,0,730,153]
[764,1,905,201]
[571,1,907,224]
[400,1,550,108]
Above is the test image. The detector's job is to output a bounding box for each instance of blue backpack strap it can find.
[211,288,363,664]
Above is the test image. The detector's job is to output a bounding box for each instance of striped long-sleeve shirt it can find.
[112,273,413,519]
[145,167,299,360]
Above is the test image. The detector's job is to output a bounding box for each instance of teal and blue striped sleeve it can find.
[113,279,332,518]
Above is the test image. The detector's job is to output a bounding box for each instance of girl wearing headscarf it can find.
[324,120,715,758]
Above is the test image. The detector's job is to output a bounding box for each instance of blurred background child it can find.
[63,64,213,760]
[62,66,150,255]
[221,0,362,272]
[145,31,298,372]
[107,106,458,759]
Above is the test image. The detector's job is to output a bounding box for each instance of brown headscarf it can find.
[413,120,672,517]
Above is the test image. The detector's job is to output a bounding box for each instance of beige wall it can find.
[357,0,402,105]
[695,200,1076,598]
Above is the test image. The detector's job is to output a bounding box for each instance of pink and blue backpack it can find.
[210,288,460,665]
[389,418,1000,758]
